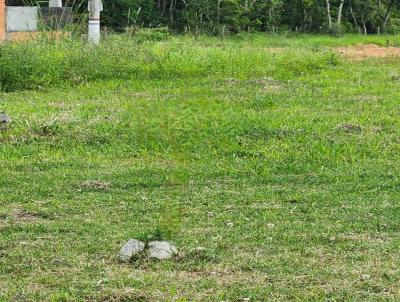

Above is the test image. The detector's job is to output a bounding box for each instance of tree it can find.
[326,0,332,30]
[57,0,400,35]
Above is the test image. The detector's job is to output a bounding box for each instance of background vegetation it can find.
[7,0,400,35]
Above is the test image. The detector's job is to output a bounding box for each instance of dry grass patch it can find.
[334,123,362,133]
[0,208,45,229]
[225,77,284,93]
[9,208,42,223]
[93,288,151,302]
[80,180,112,192]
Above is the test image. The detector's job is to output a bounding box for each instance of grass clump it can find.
[0,39,141,91]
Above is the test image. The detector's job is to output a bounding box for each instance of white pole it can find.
[49,0,62,7]
[88,0,103,44]
[88,19,101,43]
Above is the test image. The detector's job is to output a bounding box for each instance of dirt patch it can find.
[11,209,41,222]
[95,288,151,302]
[336,44,400,59]
[80,180,112,191]
[0,209,43,228]
[335,123,362,133]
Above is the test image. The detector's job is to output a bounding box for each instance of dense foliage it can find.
[99,0,400,34]
[9,0,400,34]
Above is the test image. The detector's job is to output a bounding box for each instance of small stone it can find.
[148,241,177,260]
[119,239,145,262]
[0,113,11,125]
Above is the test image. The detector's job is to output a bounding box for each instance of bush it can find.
[0,38,143,91]
[130,27,170,43]
[0,41,63,91]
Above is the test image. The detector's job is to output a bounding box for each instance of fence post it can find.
[0,0,6,42]
[49,0,62,7]
[88,0,103,44]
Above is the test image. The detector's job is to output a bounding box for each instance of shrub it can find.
[133,27,170,43]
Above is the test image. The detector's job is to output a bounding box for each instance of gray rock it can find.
[119,239,145,262]
[148,241,177,260]
[0,113,11,125]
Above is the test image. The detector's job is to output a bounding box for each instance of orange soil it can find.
[336,44,400,59]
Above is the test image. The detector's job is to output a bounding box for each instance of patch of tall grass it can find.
[0,35,340,92]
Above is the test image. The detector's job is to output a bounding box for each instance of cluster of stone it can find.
[119,239,178,262]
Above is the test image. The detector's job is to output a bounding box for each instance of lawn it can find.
[1,33,400,301]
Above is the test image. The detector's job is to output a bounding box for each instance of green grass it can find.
[1,34,400,301]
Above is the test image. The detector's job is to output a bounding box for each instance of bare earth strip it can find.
[336,44,400,59]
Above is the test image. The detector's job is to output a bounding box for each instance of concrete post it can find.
[0,0,6,42]
[49,0,63,7]
[88,0,102,44]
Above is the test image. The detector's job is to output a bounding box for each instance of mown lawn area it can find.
[1,34,400,301]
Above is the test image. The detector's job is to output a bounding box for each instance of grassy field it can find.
[1,33,400,301]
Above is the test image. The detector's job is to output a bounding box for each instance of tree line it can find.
[100,0,400,34]
[10,0,400,34]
